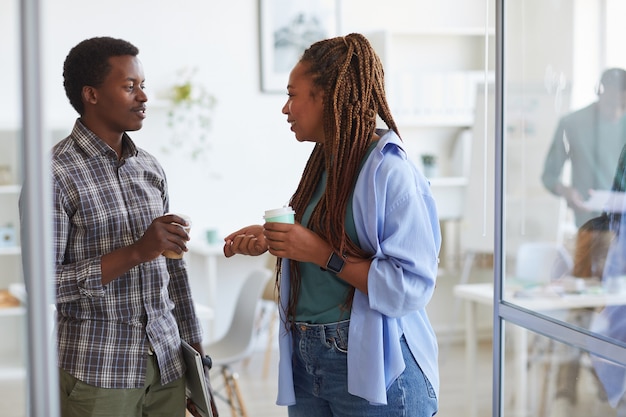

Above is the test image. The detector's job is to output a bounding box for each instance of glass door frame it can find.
[19,0,59,416]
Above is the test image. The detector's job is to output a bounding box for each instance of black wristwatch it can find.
[322,252,346,274]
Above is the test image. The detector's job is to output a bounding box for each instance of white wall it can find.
[42,0,311,237]
[2,0,494,238]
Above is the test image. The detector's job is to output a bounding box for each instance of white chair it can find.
[515,241,573,284]
[514,242,574,415]
[203,268,273,417]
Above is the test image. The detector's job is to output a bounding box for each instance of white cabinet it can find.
[0,305,26,380]
[0,185,22,265]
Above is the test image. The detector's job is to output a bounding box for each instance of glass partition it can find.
[501,323,621,417]
[499,0,626,415]
[502,0,626,341]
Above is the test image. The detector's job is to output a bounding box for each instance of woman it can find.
[224,33,441,416]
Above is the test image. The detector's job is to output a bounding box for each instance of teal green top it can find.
[296,142,377,323]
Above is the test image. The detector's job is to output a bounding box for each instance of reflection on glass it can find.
[503,323,619,417]
[502,1,626,416]
[589,342,626,414]
[542,68,626,228]
[504,14,626,337]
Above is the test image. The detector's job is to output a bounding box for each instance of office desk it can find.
[453,282,626,417]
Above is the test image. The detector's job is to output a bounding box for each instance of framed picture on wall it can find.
[259,0,340,93]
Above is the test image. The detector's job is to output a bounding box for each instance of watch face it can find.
[327,252,345,273]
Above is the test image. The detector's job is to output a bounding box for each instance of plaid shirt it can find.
[51,120,202,388]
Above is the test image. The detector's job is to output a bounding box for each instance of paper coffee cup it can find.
[206,228,219,245]
[162,213,192,259]
[264,206,295,224]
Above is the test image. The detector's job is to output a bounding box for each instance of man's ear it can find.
[82,86,97,105]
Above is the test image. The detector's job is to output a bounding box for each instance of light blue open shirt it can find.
[277,129,441,406]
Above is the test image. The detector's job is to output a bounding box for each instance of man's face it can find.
[90,55,147,134]
[599,89,626,121]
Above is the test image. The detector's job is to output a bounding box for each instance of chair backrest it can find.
[572,213,614,278]
[214,268,274,360]
[515,242,573,283]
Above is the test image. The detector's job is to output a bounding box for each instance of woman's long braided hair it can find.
[277,33,400,327]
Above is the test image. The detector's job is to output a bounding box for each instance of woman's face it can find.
[282,61,325,143]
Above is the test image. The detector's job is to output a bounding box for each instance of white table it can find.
[453,282,626,417]
[187,243,223,306]
[186,241,270,342]
[186,242,224,341]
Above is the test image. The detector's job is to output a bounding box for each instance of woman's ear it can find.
[312,86,325,105]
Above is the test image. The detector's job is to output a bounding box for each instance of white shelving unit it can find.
[0,186,21,251]
[366,28,494,270]
[367,28,495,175]
[0,131,24,381]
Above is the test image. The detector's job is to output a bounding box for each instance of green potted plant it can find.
[420,153,438,178]
[163,67,217,162]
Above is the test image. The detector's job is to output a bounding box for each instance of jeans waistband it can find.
[293,319,350,337]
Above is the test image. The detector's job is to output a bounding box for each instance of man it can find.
[26,36,204,417]
[542,68,626,228]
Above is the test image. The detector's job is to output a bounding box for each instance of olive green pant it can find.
[59,354,186,417]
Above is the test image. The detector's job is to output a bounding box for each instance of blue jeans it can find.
[288,320,438,417]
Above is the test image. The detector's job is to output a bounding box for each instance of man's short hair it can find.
[598,68,626,95]
[63,37,139,115]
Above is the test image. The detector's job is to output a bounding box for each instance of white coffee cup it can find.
[162,213,192,259]
[263,206,295,224]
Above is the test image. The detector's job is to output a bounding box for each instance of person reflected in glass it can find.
[549,213,614,417]
[223,33,441,416]
[542,68,626,228]
[588,143,626,417]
